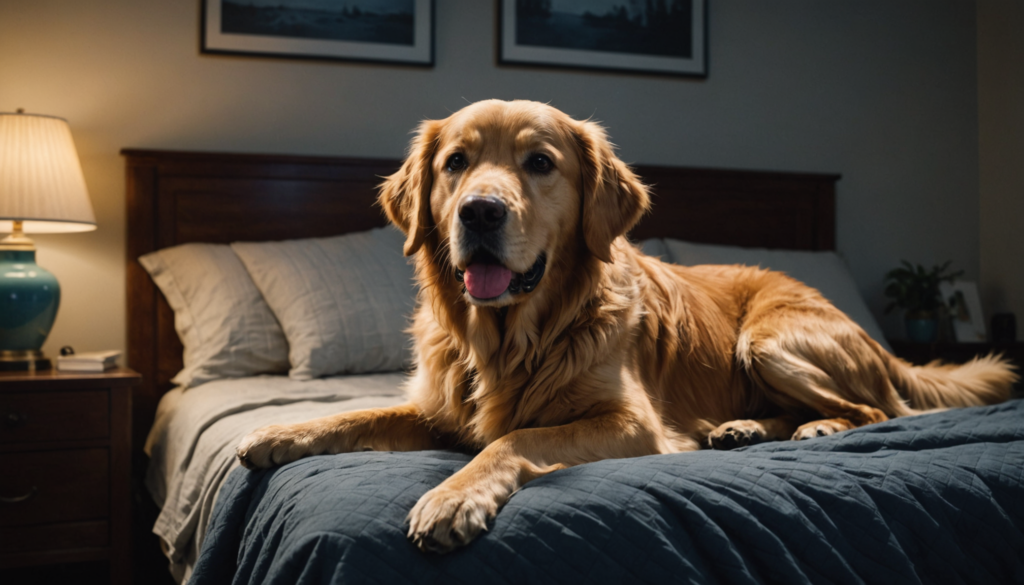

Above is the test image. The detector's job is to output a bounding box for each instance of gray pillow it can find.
[231,227,416,380]
[139,244,290,388]
[639,238,670,260]
[663,239,891,352]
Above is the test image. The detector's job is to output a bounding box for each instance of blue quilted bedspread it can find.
[190,401,1024,584]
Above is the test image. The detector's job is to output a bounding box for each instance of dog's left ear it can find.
[573,120,651,263]
[378,119,443,256]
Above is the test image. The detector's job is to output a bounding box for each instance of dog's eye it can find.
[446,153,468,172]
[527,154,553,174]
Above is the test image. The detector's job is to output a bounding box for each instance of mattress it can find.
[144,373,407,583]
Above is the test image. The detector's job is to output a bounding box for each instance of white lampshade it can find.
[0,112,96,234]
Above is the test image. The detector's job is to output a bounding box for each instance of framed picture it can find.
[202,0,434,66]
[939,281,987,342]
[499,0,707,77]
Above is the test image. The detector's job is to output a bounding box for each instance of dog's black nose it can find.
[459,196,506,232]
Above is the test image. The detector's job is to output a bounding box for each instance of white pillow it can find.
[139,244,290,389]
[231,227,416,380]
[663,239,891,351]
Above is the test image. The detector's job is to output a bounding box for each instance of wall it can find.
[978,0,1024,335]
[0,0,980,359]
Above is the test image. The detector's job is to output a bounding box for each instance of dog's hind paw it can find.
[707,420,766,450]
[791,418,854,441]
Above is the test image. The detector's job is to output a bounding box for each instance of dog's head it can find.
[379,100,649,307]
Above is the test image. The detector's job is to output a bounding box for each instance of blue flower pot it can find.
[905,316,937,343]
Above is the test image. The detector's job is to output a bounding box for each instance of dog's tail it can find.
[883,350,1018,410]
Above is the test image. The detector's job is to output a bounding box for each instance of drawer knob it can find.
[3,412,29,428]
[0,486,38,504]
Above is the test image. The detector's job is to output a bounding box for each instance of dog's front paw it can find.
[406,485,498,553]
[708,420,766,450]
[236,424,317,469]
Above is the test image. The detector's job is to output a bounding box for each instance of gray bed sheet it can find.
[144,373,408,583]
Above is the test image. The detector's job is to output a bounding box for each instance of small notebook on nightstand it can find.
[56,350,121,372]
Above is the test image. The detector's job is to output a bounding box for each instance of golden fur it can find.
[237,100,1017,553]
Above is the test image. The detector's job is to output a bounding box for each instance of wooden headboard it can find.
[123,148,839,447]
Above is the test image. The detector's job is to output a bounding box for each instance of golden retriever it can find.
[237,99,1017,553]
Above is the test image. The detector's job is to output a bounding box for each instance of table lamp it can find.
[0,110,96,371]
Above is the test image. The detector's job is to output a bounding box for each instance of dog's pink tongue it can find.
[464,263,512,298]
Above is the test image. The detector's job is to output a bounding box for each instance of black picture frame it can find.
[499,0,707,78]
[201,0,435,66]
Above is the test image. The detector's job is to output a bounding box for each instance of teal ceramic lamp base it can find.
[0,234,60,371]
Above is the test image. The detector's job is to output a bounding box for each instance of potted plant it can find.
[884,260,963,342]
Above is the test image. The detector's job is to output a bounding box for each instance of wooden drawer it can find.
[0,390,109,444]
[0,519,109,555]
[0,448,109,527]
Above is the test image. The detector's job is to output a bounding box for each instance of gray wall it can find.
[0,0,982,357]
[979,0,1024,333]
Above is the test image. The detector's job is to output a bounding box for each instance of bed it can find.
[123,150,1024,584]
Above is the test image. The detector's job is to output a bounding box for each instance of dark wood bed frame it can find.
[123,148,839,450]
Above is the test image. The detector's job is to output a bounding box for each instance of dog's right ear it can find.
[379,120,443,256]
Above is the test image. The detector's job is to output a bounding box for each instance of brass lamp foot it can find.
[0,350,52,372]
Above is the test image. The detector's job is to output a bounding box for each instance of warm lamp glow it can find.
[0,111,96,234]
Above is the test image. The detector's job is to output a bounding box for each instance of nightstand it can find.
[888,340,1024,399]
[0,367,140,585]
